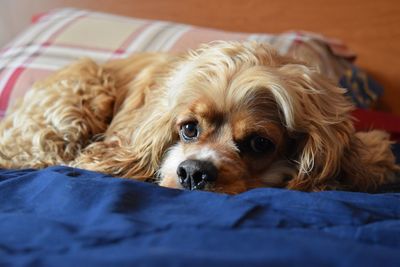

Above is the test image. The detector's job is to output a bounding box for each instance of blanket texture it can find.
[1,164,399,267]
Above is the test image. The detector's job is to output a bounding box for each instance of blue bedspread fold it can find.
[1,166,399,267]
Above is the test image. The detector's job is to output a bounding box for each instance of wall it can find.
[1,0,399,114]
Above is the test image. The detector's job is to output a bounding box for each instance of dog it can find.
[0,41,398,194]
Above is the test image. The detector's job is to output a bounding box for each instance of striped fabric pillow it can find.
[0,8,381,118]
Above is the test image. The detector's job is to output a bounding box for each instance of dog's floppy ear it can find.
[74,109,176,180]
[123,110,176,179]
[73,55,178,180]
[277,64,399,191]
[287,118,354,191]
[273,64,356,191]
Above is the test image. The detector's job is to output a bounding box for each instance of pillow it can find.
[0,8,382,118]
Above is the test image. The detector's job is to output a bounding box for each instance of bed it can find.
[1,7,400,267]
[1,164,400,266]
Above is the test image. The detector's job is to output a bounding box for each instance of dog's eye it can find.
[180,122,199,141]
[249,136,275,154]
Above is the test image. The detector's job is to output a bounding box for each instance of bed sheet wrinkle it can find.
[112,179,258,229]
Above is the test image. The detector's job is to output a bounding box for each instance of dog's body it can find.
[0,42,398,193]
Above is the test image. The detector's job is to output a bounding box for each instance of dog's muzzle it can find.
[177,160,218,190]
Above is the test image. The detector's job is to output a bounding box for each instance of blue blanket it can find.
[1,165,400,267]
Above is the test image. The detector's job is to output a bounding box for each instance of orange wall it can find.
[3,0,400,114]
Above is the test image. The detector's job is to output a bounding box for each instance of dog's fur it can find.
[0,42,398,194]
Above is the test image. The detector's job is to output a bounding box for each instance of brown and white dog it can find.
[0,41,398,194]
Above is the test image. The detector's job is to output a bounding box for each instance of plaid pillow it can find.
[0,8,381,118]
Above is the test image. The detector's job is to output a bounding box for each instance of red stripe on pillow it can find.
[0,68,25,115]
[31,12,48,23]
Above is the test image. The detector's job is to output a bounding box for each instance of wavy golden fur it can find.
[0,42,398,193]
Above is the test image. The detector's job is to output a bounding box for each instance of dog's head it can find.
[153,41,362,194]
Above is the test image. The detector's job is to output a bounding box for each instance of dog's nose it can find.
[177,160,218,190]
